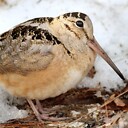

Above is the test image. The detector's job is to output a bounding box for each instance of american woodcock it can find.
[0,12,126,121]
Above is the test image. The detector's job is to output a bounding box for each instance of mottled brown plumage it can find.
[0,12,126,121]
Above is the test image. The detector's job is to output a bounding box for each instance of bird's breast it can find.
[0,46,96,100]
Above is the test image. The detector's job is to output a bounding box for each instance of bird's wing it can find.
[0,19,60,75]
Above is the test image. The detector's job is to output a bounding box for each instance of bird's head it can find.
[50,12,126,82]
[50,12,93,50]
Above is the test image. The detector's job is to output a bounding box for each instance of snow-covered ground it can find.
[0,0,128,123]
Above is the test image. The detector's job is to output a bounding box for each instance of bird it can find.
[0,12,126,122]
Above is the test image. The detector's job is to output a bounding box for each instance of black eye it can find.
[75,20,84,28]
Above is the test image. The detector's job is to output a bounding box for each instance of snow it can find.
[0,0,128,123]
[0,87,28,123]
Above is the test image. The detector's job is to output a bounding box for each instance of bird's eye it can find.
[75,20,84,28]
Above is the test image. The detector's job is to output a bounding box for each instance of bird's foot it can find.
[27,99,67,122]
[40,113,67,121]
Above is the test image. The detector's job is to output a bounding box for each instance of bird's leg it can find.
[27,99,43,122]
[27,99,67,121]
[36,100,67,121]
[36,100,64,114]
[35,100,51,114]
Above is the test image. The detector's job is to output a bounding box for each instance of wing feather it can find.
[0,22,59,75]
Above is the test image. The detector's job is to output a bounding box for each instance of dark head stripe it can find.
[63,13,70,18]
[63,12,87,20]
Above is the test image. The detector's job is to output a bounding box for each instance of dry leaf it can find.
[114,98,125,107]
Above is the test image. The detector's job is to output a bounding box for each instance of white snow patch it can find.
[0,87,28,123]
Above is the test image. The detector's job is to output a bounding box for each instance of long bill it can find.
[87,37,127,82]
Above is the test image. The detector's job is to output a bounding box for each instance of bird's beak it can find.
[87,37,126,82]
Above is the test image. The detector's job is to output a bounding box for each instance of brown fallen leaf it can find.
[114,98,125,107]
[100,86,128,111]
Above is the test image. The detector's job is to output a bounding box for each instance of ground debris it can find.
[0,85,128,128]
